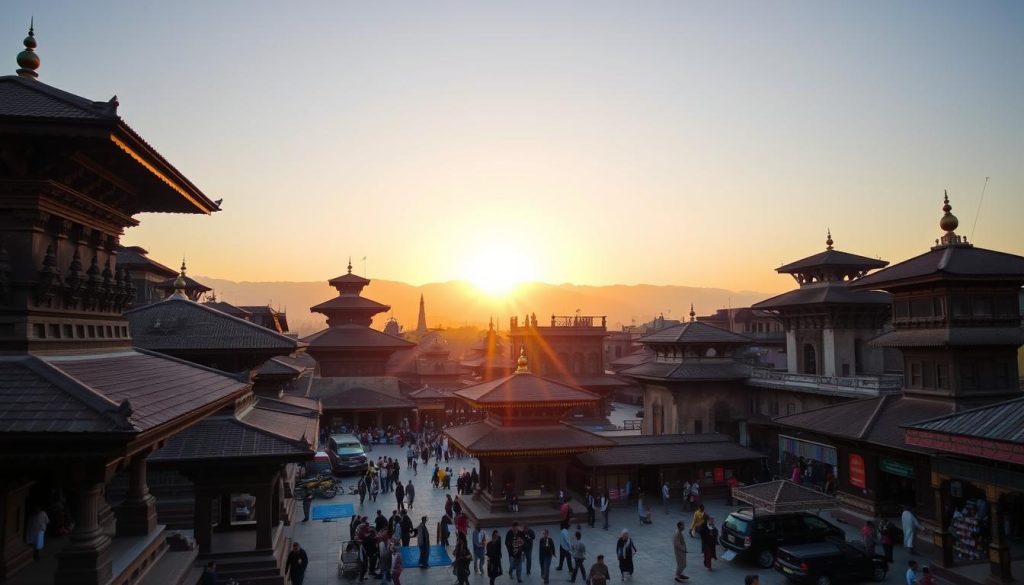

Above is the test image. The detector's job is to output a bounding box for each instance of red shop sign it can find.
[848,453,866,488]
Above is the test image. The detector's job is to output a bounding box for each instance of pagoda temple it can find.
[445,348,614,527]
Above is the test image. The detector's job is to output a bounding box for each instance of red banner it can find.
[848,453,866,488]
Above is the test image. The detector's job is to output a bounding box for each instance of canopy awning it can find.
[731,480,837,513]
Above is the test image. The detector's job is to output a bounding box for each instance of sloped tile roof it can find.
[638,321,750,345]
[310,296,390,313]
[445,419,614,455]
[907,397,1024,443]
[202,301,253,320]
[577,433,764,466]
[752,286,891,309]
[0,357,125,433]
[870,327,1024,347]
[773,394,956,452]
[621,359,749,381]
[126,297,297,352]
[44,350,249,431]
[116,246,179,278]
[303,324,415,349]
[242,398,319,444]
[150,415,311,461]
[310,380,415,410]
[0,75,117,120]
[852,245,1024,289]
[732,480,837,513]
[255,356,305,377]
[455,372,599,405]
[777,249,888,274]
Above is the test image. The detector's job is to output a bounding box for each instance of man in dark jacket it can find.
[537,529,556,585]
[286,542,309,585]
[395,480,406,512]
[400,510,414,547]
[416,516,431,568]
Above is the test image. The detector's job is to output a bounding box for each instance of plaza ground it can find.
[288,442,922,585]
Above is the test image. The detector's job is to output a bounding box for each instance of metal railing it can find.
[747,367,903,397]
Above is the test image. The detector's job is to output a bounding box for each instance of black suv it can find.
[775,538,888,584]
[719,510,846,568]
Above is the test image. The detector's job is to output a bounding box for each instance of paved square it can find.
[289,443,908,585]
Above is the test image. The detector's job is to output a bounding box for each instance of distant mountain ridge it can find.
[195,276,778,337]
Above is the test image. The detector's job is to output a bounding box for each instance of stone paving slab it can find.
[289,443,917,585]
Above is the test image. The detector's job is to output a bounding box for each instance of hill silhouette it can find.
[195,276,777,337]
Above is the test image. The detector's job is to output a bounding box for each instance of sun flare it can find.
[462,247,537,296]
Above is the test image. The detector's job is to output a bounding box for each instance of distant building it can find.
[460,318,516,380]
[116,245,179,305]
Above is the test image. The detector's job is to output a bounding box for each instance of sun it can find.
[462,247,536,296]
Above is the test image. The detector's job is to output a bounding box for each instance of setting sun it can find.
[461,247,537,296]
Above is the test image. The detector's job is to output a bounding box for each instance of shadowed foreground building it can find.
[0,27,253,585]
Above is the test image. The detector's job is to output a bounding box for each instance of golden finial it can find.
[939,190,959,233]
[173,258,187,292]
[16,18,40,79]
[826,229,834,250]
[514,345,529,374]
[689,303,696,322]
[347,256,353,274]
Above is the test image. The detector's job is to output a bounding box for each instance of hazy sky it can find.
[8,1,1023,293]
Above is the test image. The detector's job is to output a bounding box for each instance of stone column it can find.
[255,484,274,550]
[194,490,213,555]
[116,455,157,537]
[271,482,281,526]
[55,483,113,585]
[217,493,232,530]
[931,474,954,567]
[989,491,1012,583]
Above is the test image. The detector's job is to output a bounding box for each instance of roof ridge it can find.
[857,394,891,439]
[131,347,250,383]
[1,75,118,118]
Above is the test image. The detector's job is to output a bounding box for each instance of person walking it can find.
[405,480,416,510]
[861,520,878,555]
[689,505,706,537]
[378,534,393,585]
[586,489,596,528]
[637,494,652,525]
[901,507,923,555]
[416,516,430,568]
[509,524,525,583]
[599,492,610,530]
[616,529,637,580]
[473,524,487,575]
[522,524,536,576]
[557,526,573,573]
[673,521,690,582]
[390,542,404,585]
[538,528,556,585]
[26,506,48,560]
[487,530,504,585]
[400,510,413,547]
[395,480,405,512]
[301,489,313,522]
[662,481,671,514]
[569,531,587,584]
[587,554,611,585]
[880,518,897,563]
[286,542,309,585]
[453,532,472,585]
[559,497,572,530]
[689,482,701,509]
[699,517,718,571]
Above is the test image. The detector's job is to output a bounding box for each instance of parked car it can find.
[328,433,369,474]
[719,510,846,568]
[774,538,888,585]
[304,450,333,477]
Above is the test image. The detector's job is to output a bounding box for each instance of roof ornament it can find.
[514,344,529,374]
[933,190,970,249]
[689,303,696,322]
[171,257,188,299]
[16,18,40,79]
[347,256,353,274]
[826,229,834,251]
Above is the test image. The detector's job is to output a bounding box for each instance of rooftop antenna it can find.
[969,177,989,241]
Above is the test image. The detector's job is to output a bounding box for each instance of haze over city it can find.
[7,1,1023,295]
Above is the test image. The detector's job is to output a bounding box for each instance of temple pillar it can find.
[217,493,232,530]
[785,331,798,373]
[989,491,1012,583]
[116,454,157,537]
[271,482,281,527]
[822,328,836,377]
[255,484,273,550]
[55,483,113,585]
[932,474,954,567]
[194,490,213,555]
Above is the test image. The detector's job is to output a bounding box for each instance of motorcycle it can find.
[294,474,339,499]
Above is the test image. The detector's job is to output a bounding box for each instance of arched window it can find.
[803,343,817,375]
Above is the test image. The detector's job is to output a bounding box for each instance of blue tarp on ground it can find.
[311,503,355,520]
[399,545,452,567]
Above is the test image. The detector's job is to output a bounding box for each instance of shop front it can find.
[778,434,837,490]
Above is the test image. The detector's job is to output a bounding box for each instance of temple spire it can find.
[826,229,834,250]
[16,18,40,79]
[689,303,696,322]
[416,293,428,335]
[347,256,353,274]
[933,190,970,250]
[514,345,529,374]
[170,258,188,299]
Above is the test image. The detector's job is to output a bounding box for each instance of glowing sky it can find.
[8,1,1024,293]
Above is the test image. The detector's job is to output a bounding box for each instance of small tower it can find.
[416,293,428,336]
